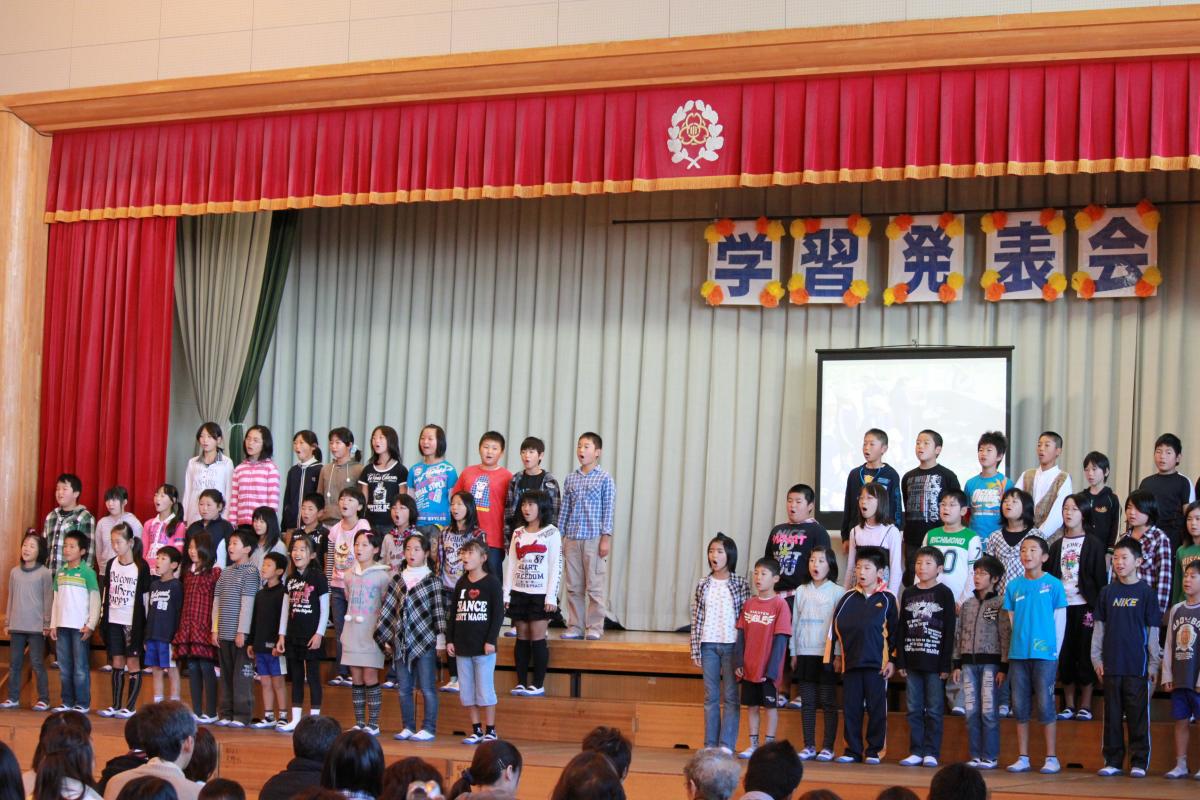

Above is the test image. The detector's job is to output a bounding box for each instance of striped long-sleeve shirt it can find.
[228,459,281,526]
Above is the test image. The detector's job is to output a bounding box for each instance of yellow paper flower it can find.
[945,218,964,238]
[852,217,871,237]
[980,270,1000,289]
[980,215,996,235]
[1048,272,1067,292]
[704,224,722,244]
[885,222,902,240]
[766,220,786,242]
[765,280,786,300]
[700,280,717,298]
[787,274,805,292]
[1143,265,1162,287]
[946,272,964,291]
[1070,271,1087,291]
[1141,210,1161,230]
[849,279,870,299]
[1046,215,1066,235]
[1074,210,1094,231]
[789,219,805,239]
[883,287,896,307]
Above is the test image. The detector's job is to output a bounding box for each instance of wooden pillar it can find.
[0,112,51,625]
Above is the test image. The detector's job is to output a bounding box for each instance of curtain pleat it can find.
[253,170,1200,630]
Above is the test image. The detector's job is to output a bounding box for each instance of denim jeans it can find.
[1009,658,1056,725]
[456,654,497,707]
[55,628,90,708]
[961,663,1000,762]
[397,649,439,733]
[701,642,739,750]
[330,587,350,677]
[905,670,945,758]
[9,631,49,703]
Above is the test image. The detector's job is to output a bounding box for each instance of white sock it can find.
[153,695,163,703]
[292,706,302,721]
[309,707,320,716]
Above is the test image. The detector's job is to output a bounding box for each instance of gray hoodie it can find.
[952,590,1011,672]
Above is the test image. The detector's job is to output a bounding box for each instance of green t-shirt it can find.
[1173,543,1200,606]
[53,563,99,630]
[923,526,982,605]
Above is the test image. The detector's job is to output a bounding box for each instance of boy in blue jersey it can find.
[965,431,1013,539]
[1091,536,1162,778]
[826,546,898,764]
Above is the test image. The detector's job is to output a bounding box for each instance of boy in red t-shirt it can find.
[735,557,792,759]
[453,431,514,578]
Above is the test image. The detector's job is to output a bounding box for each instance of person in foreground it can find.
[682,748,741,800]
[103,701,199,800]
[321,729,385,800]
[446,740,523,800]
[260,716,343,800]
[740,740,803,800]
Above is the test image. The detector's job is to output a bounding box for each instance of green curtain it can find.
[228,210,299,463]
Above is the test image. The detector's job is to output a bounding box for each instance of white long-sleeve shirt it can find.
[845,522,904,597]
[1030,465,1072,541]
[504,524,562,603]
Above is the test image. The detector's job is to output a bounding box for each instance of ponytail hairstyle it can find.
[156,483,183,529]
[447,740,523,799]
[112,521,144,566]
[195,422,225,455]
[450,490,479,534]
[33,725,96,800]
[189,531,215,574]
[294,430,323,464]
[22,528,49,567]
[370,425,402,467]
[329,427,360,464]
[252,506,282,554]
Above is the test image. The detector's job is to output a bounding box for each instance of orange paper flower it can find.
[842,290,863,307]
[789,288,810,305]
[937,212,956,229]
[755,216,770,235]
[804,218,822,235]
[892,283,910,304]
[1077,277,1096,299]
[938,283,957,303]
[1039,208,1057,227]
[714,218,735,237]
[760,288,780,307]
[985,282,1006,302]
[1134,279,1155,298]
[895,214,914,230]
[1042,283,1059,302]
[705,285,725,306]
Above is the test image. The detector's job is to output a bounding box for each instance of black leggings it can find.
[799,681,839,751]
[188,659,217,717]
[287,649,323,708]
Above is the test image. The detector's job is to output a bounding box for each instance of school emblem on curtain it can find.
[1074,201,1161,299]
[787,215,871,306]
[884,213,964,304]
[668,100,724,170]
[979,209,1067,302]
[700,217,784,306]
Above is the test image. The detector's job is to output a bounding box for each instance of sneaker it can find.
[394,728,415,740]
[899,755,923,767]
[277,717,299,732]
[834,755,859,764]
[0,700,19,710]
[462,732,484,744]
[998,704,1011,718]
[251,717,277,729]
[922,757,939,768]
[382,680,397,690]
[1097,765,1122,777]
[510,686,528,696]
[440,678,460,693]
[738,746,756,760]
[865,756,881,765]
[503,628,518,638]
[1056,708,1074,720]
[1075,708,1093,721]
[116,708,135,719]
[719,747,734,756]
[33,701,50,712]
[364,725,381,736]
[786,697,803,710]
[482,730,498,742]
[816,750,835,762]
[523,686,545,697]
[100,664,113,673]
[1040,757,1061,774]
[1192,767,1200,779]
[585,633,603,641]
[1007,756,1031,773]
[327,676,346,687]
[72,706,88,714]
[197,714,218,725]
[49,660,59,670]
[227,720,246,728]
[561,631,584,640]
[411,730,436,742]
[1129,767,1146,778]
[975,760,997,770]
[51,704,71,713]
[798,747,816,761]
[950,706,966,716]
[215,718,232,726]
[1165,764,1189,779]
[775,694,789,709]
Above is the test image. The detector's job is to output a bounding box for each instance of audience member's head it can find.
[876,788,919,800]
[292,790,345,800]
[183,726,218,783]
[294,716,343,763]
[743,740,803,800]
[123,713,145,753]
[138,701,197,767]
[34,726,96,800]
[682,748,741,800]
[381,757,444,800]
[114,776,179,800]
[32,710,91,771]
[0,741,23,800]
[447,740,523,798]
[322,730,385,799]
[581,727,633,780]
[549,751,625,800]
[798,792,843,800]
[928,763,988,800]
[198,778,246,800]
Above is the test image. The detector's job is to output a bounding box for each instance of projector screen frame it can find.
[813,345,1014,533]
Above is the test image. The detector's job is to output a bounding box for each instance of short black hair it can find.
[708,533,739,574]
[520,436,546,455]
[1020,534,1049,557]
[264,551,288,573]
[184,726,219,783]
[198,778,246,800]
[22,530,48,566]
[876,788,919,800]
[1184,561,1200,578]
[321,730,384,797]
[743,740,803,800]
[1155,432,1183,454]
[518,490,556,529]
[301,492,325,511]
[928,763,987,800]
[114,776,178,800]
[228,527,258,551]
[580,431,603,450]
[63,530,89,555]
[292,716,342,762]
[245,424,274,460]
[56,473,82,494]
[1113,535,1144,560]
[973,554,1004,582]
[787,484,815,504]
[549,751,623,800]
[198,488,226,509]
[854,546,887,572]
[914,546,944,567]
[1039,431,1063,449]
[1126,489,1160,526]
[754,557,781,577]
[480,431,506,450]
[864,428,888,446]
[391,493,419,527]
[137,700,196,762]
[918,429,943,449]
[123,713,143,750]
[1082,450,1110,475]
[977,431,1007,460]
[157,546,182,569]
[938,488,968,508]
[420,424,447,459]
[808,544,839,584]
[1001,487,1035,530]
[104,485,130,503]
[581,726,633,779]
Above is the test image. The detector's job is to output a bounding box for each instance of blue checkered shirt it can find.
[559,466,615,540]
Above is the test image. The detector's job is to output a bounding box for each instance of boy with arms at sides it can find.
[734,557,792,759]
[952,555,1011,770]
[559,432,616,641]
[1017,432,1072,544]
[827,546,899,764]
[841,429,903,552]
[1137,433,1194,551]
[50,531,101,712]
[897,546,957,768]
[1004,535,1067,775]
[452,431,514,579]
[146,546,184,704]
[1091,536,1162,778]
[922,489,979,717]
[1162,561,1200,779]
[965,432,1013,540]
[901,430,960,584]
[764,483,830,707]
[45,473,97,574]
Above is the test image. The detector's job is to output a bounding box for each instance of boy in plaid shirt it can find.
[44,473,96,573]
[559,432,616,641]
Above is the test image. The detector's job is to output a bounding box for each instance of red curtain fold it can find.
[43,57,1200,222]
[39,217,177,520]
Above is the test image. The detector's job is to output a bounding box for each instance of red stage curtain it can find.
[42,57,1200,222]
[39,218,177,520]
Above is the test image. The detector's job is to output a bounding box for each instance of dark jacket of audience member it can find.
[260,717,342,800]
[99,716,149,795]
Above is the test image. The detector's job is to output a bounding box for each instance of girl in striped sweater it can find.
[228,425,281,526]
